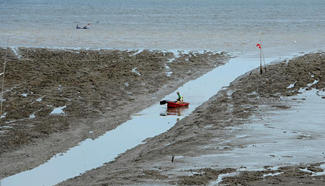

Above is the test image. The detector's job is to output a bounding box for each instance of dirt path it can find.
[59,52,325,185]
[0,48,228,179]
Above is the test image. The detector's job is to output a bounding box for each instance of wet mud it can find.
[59,52,325,185]
[0,48,228,178]
[221,163,325,186]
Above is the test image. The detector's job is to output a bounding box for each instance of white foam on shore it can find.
[50,106,66,115]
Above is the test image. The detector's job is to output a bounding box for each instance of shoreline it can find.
[6,46,226,56]
[4,44,325,59]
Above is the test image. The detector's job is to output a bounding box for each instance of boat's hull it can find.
[167,101,189,108]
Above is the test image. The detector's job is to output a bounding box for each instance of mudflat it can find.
[59,52,325,185]
[0,48,228,178]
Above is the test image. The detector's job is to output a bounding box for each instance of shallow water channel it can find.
[1,55,279,186]
[210,89,325,170]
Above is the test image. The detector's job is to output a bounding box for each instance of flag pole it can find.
[259,47,263,74]
[257,43,263,74]
[262,47,266,72]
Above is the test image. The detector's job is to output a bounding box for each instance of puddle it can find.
[50,106,66,115]
[209,172,238,186]
[263,172,283,177]
[191,89,325,171]
[131,67,141,76]
[0,56,278,186]
[312,164,325,176]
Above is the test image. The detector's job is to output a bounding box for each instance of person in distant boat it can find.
[176,91,183,103]
[82,23,90,29]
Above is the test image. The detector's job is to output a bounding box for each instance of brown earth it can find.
[0,48,228,179]
[59,52,325,185]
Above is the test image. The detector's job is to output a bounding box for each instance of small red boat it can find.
[166,101,189,108]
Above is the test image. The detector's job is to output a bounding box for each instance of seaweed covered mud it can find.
[59,52,325,185]
[0,48,228,178]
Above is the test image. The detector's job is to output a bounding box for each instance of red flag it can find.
[256,43,262,49]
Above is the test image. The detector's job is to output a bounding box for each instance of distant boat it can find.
[76,23,90,29]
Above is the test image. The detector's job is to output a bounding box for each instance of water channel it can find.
[1,55,280,186]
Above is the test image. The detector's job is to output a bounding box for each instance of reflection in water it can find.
[166,106,189,116]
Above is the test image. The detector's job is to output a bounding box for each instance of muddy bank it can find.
[0,48,228,178]
[220,162,325,186]
[60,52,325,185]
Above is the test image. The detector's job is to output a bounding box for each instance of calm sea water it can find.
[0,0,324,54]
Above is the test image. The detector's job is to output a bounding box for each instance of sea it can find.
[0,0,324,55]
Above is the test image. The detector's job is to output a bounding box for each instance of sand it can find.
[58,52,325,185]
[0,48,228,179]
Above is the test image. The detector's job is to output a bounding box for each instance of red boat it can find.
[166,101,189,108]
